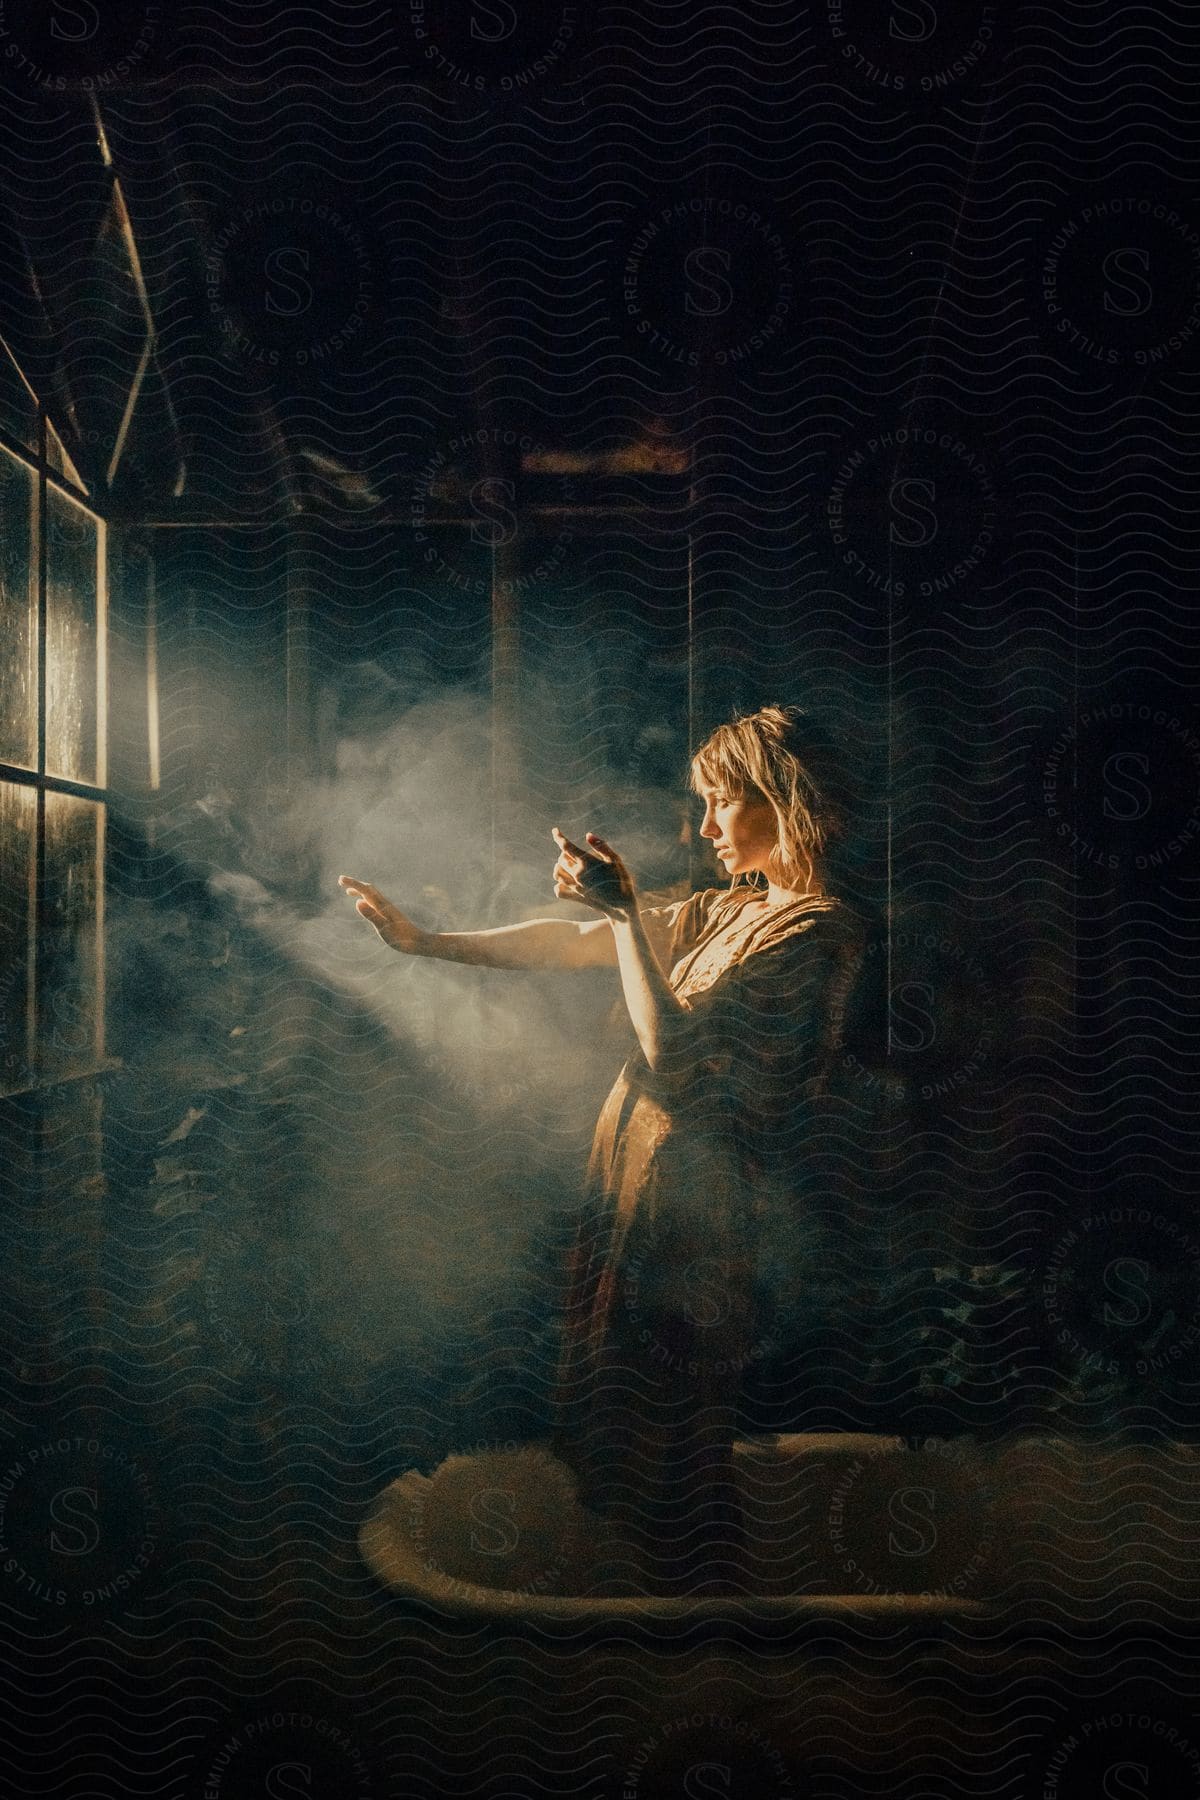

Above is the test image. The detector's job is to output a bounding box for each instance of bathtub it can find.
[358,1431,1200,1626]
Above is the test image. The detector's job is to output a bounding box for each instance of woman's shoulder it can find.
[641,885,729,926]
[748,893,869,958]
[647,889,734,914]
[638,886,736,966]
[652,888,870,940]
[800,895,870,944]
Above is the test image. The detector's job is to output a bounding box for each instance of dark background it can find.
[2,3,1200,1794]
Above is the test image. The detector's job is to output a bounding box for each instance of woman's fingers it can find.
[339,875,384,903]
[552,826,617,879]
[554,835,590,885]
[342,877,401,917]
[340,876,398,932]
[554,873,588,905]
[551,827,620,910]
[551,826,589,863]
[553,826,615,861]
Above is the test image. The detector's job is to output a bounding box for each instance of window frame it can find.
[1,399,112,1096]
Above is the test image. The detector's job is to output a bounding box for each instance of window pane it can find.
[46,422,88,494]
[0,447,37,769]
[45,485,100,785]
[0,781,36,1095]
[0,341,37,450]
[40,792,102,1078]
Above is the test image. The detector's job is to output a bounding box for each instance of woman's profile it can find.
[340,702,867,1597]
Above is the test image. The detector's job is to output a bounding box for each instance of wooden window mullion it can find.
[33,409,47,1078]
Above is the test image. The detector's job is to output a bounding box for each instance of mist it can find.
[99,664,714,1436]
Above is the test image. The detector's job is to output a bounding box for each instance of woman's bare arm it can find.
[430,908,685,974]
[549,829,695,1073]
[339,876,616,969]
[609,911,694,1073]
[418,917,616,969]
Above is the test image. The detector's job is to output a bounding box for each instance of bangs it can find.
[688,733,750,797]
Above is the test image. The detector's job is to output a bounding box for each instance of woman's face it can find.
[695,778,780,879]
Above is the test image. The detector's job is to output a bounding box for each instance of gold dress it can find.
[552,884,865,1594]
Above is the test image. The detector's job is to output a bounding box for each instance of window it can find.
[1,339,108,1095]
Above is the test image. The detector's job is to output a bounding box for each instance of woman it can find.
[340,703,865,1596]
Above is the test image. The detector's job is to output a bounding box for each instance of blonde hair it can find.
[688,702,853,891]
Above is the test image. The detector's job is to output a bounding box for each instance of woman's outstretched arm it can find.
[339,875,617,968]
[421,917,616,968]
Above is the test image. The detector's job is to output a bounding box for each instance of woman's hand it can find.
[338,875,429,955]
[551,827,639,920]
